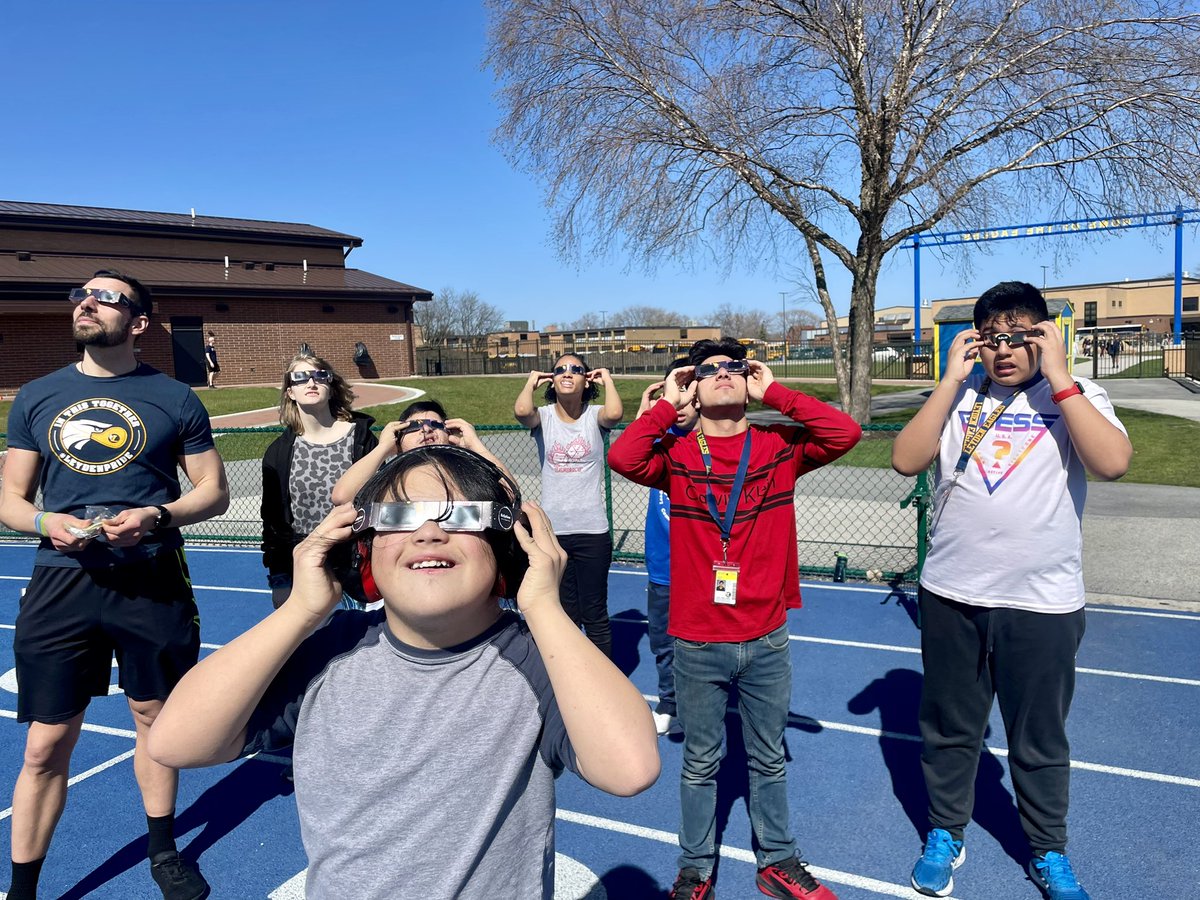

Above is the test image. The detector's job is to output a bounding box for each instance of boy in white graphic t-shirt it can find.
[892,281,1132,900]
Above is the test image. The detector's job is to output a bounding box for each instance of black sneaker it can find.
[150,850,210,900]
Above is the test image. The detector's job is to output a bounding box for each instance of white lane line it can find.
[1088,607,1200,622]
[556,809,955,899]
[0,749,136,822]
[0,709,136,739]
[638,695,1200,788]
[790,635,1200,686]
[194,584,270,595]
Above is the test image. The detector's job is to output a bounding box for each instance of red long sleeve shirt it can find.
[608,383,861,642]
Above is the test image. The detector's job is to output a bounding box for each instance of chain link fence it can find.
[2,424,930,585]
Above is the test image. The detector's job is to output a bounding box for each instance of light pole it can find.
[1041,265,1048,289]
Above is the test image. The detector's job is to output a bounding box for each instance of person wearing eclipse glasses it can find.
[515,353,623,658]
[893,281,1131,900]
[0,269,229,900]
[148,445,660,899]
[261,354,378,610]
[330,399,514,508]
[609,337,860,900]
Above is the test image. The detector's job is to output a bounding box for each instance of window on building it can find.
[1183,296,1199,313]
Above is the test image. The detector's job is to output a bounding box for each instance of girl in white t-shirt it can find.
[514,354,623,657]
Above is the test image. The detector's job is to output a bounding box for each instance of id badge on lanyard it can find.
[712,559,740,605]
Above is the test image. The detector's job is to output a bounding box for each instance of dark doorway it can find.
[171,317,206,387]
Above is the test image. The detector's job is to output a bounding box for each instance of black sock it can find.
[146,813,177,860]
[9,856,46,900]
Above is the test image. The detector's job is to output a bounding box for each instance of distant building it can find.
[0,200,433,393]
[485,324,721,359]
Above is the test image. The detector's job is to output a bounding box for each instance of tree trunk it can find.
[846,252,883,423]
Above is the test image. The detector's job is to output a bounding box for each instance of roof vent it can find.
[16,251,31,261]
[264,263,275,271]
[243,261,256,270]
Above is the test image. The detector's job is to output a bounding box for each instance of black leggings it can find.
[918,587,1086,853]
[556,532,613,658]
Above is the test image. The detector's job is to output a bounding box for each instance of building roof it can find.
[0,254,431,300]
[0,200,362,247]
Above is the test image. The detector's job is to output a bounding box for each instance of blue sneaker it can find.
[910,829,965,897]
[1028,851,1091,900]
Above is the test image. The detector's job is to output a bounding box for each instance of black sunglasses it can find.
[694,359,750,379]
[399,419,448,436]
[982,330,1042,349]
[553,364,587,376]
[288,369,333,385]
[68,287,138,312]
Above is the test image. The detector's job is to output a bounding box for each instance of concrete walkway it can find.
[207,382,422,429]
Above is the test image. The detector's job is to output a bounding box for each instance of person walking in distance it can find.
[0,269,229,900]
[203,332,219,389]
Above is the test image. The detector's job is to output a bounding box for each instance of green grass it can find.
[194,387,281,417]
[6,379,1198,486]
[860,407,1200,487]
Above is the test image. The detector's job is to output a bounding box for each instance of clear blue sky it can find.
[4,1,1197,329]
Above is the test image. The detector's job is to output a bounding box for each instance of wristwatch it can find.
[1051,382,1085,404]
[152,505,173,530]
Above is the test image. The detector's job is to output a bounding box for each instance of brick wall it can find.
[0,297,417,395]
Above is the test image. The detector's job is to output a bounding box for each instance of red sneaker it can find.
[670,867,715,899]
[756,857,837,899]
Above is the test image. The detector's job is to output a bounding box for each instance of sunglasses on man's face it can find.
[981,330,1042,349]
[553,364,587,376]
[68,287,138,312]
[351,500,517,534]
[694,359,750,379]
[287,369,333,385]
[399,419,448,436]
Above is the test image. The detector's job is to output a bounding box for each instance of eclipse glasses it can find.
[288,369,334,385]
[68,287,140,313]
[694,359,750,379]
[352,501,517,534]
[981,330,1042,349]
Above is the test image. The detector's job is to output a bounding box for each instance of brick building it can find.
[0,201,432,394]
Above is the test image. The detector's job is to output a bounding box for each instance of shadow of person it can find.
[57,755,293,900]
[599,863,663,897]
[846,667,930,836]
[846,668,1029,869]
[609,608,647,677]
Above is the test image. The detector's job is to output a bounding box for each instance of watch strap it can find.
[152,504,172,530]
[1051,382,1084,404]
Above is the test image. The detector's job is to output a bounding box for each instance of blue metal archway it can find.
[908,207,1200,343]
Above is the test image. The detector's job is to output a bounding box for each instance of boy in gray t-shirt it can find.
[148,446,660,900]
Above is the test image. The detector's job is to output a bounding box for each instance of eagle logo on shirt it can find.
[957,409,1060,494]
[47,398,147,475]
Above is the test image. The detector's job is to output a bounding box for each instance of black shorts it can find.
[14,548,201,724]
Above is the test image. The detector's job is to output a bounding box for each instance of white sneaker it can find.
[652,711,680,736]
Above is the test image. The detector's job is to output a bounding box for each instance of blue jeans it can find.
[646,581,675,715]
[674,624,796,875]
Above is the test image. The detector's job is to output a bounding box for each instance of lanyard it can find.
[695,429,752,556]
[954,378,1020,474]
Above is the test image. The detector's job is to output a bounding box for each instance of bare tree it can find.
[489,0,1200,419]
[711,302,771,340]
[619,303,688,326]
[418,287,507,350]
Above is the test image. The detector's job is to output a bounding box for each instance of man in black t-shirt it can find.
[0,269,229,900]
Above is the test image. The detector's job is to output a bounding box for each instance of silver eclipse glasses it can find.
[351,501,517,535]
